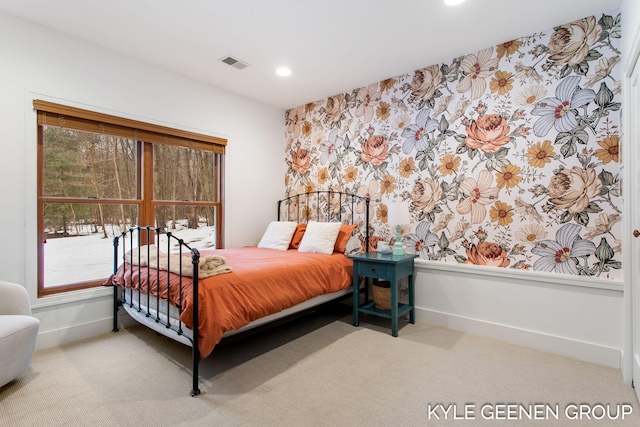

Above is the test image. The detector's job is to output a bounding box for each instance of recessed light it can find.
[444,0,465,5]
[276,67,291,77]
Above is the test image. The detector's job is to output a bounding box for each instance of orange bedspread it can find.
[108,247,353,358]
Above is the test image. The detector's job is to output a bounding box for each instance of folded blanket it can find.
[124,245,231,278]
[157,253,231,278]
[200,254,227,271]
[198,255,232,278]
[207,264,232,277]
[124,245,157,266]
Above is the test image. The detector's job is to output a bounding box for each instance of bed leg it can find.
[112,235,120,333]
[190,248,201,396]
[190,346,201,397]
[112,285,120,333]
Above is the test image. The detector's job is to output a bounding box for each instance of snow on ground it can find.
[45,225,215,287]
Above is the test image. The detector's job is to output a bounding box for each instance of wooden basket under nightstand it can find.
[372,280,391,310]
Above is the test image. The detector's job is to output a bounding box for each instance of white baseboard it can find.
[415,306,621,369]
[35,311,134,351]
[35,304,620,370]
[634,353,640,402]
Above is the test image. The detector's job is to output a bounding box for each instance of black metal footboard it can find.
[111,226,202,396]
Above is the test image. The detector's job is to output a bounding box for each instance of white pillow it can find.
[257,221,298,251]
[298,221,342,254]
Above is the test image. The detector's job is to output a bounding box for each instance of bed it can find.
[107,190,370,396]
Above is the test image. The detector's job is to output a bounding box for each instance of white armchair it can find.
[0,280,40,388]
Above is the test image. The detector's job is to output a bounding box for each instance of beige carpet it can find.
[1,304,639,426]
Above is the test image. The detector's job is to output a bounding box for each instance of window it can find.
[35,100,226,297]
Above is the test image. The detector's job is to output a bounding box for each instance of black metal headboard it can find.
[277,190,370,252]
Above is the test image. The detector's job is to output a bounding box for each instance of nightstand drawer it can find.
[356,261,389,279]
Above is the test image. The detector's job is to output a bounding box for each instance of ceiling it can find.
[0,0,622,110]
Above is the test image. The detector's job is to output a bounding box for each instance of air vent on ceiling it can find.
[219,55,249,70]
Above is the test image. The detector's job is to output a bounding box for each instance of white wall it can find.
[622,0,640,70]
[413,262,623,368]
[0,11,285,349]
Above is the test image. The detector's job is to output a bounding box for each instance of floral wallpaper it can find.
[284,10,622,280]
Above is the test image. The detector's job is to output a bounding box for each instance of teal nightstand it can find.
[349,252,417,336]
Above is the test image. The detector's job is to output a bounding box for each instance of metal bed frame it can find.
[111,190,370,396]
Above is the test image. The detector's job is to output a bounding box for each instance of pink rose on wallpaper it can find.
[360,135,389,166]
[548,16,602,66]
[411,177,442,214]
[464,114,511,153]
[547,166,602,214]
[465,242,510,267]
[325,93,346,123]
[291,148,311,174]
[411,65,442,101]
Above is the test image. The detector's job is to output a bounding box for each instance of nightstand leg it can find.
[364,277,369,302]
[409,274,415,324]
[391,279,398,337]
[352,274,359,327]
